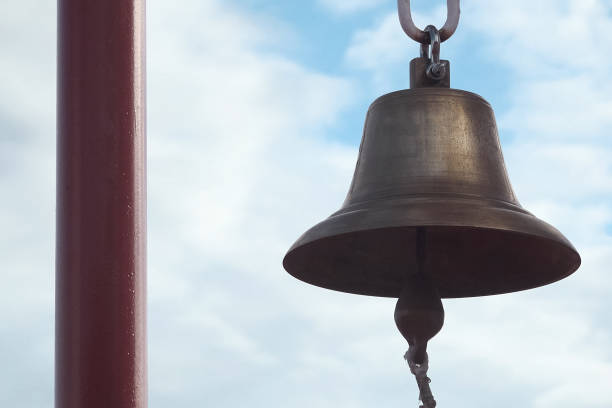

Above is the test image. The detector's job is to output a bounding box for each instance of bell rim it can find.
[284,226,580,298]
[283,197,580,298]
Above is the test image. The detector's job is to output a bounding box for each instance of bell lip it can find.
[284,226,581,299]
[369,88,491,111]
[283,198,581,299]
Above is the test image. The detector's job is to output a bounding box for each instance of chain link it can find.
[397,0,460,44]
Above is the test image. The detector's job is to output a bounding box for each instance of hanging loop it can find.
[419,25,446,81]
[398,0,460,44]
[420,26,440,63]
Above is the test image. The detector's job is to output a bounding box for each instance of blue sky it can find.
[1,0,612,407]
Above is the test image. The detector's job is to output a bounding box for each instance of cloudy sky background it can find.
[1,0,612,406]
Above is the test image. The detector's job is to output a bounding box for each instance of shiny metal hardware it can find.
[398,0,460,44]
[420,25,446,81]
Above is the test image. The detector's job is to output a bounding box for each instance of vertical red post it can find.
[56,1,146,407]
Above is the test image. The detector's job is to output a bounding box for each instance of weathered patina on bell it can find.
[284,2,581,404]
[283,61,580,299]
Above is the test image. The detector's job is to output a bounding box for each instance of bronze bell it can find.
[283,4,581,402]
[283,61,580,300]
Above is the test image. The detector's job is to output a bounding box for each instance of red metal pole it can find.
[56,0,146,407]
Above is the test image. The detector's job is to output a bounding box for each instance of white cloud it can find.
[146,1,378,406]
[435,290,612,406]
[317,0,386,14]
[3,0,612,407]
[534,378,612,408]
[500,77,612,142]
[516,143,612,193]
[0,0,55,406]
[345,13,409,70]
[464,0,612,77]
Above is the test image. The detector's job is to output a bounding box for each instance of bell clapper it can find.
[395,227,444,407]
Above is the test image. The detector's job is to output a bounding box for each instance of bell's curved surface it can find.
[283,88,580,298]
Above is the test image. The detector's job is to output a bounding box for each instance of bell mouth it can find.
[283,195,581,298]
